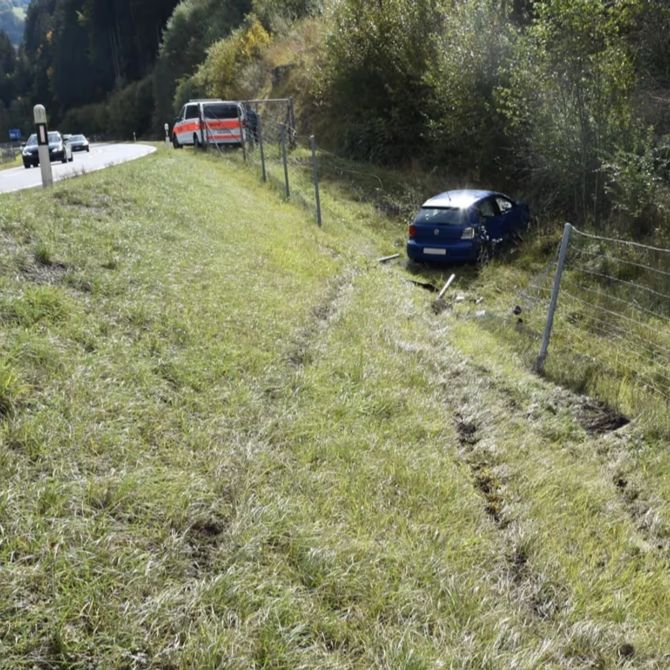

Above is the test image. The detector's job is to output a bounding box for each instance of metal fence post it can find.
[280,123,290,199]
[288,96,296,148]
[310,135,322,227]
[238,106,247,162]
[257,115,267,182]
[535,222,573,373]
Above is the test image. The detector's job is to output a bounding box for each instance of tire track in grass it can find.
[428,316,670,664]
[439,360,569,624]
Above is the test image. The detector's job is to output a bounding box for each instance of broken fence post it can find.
[377,253,400,263]
[437,273,456,300]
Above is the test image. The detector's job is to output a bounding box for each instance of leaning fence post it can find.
[310,135,322,227]
[535,222,573,373]
[258,115,267,182]
[280,123,290,199]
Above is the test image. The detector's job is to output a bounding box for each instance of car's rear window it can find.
[204,104,239,119]
[415,207,465,225]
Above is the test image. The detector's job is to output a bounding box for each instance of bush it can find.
[193,15,271,100]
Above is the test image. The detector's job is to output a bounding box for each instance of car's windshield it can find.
[47,132,61,143]
[204,104,239,119]
[72,135,85,141]
[414,207,466,225]
[26,134,37,146]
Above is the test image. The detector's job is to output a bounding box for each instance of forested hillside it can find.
[0,0,28,46]
[1,0,670,238]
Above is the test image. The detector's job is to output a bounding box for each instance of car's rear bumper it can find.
[407,239,479,263]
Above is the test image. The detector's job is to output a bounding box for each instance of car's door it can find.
[494,195,522,238]
[476,197,504,241]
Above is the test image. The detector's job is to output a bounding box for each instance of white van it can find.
[172,99,247,148]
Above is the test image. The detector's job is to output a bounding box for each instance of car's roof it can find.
[422,189,499,209]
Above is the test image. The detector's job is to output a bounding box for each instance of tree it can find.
[498,0,642,224]
[323,0,445,164]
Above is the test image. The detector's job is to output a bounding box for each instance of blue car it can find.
[407,189,530,263]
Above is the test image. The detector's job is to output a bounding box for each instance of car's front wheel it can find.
[476,241,493,267]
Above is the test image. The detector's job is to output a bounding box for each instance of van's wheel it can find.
[172,135,182,149]
[193,134,200,149]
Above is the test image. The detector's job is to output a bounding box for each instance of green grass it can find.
[0,153,21,170]
[0,145,669,668]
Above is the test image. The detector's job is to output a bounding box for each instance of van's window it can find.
[414,207,465,225]
[184,104,199,119]
[204,104,240,120]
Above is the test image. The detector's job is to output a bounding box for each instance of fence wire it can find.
[548,226,670,409]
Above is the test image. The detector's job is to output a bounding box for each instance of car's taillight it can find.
[461,227,475,240]
[408,224,416,238]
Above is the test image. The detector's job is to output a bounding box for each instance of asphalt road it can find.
[0,142,156,194]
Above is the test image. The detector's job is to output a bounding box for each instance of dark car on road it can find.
[407,189,530,263]
[22,131,73,168]
[68,134,90,152]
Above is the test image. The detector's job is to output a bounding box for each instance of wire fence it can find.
[555,226,670,404]
[486,224,670,421]
[0,142,19,164]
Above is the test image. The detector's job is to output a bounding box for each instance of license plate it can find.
[424,248,447,256]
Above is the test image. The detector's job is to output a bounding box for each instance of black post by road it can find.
[310,135,322,227]
[280,123,290,199]
[257,115,267,182]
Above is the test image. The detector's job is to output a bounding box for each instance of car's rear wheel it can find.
[172,134,182,149]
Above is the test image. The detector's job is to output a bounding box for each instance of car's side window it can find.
[477,198,496,219]
[495,196,514,214]
[184,104,199,120]
[177,106,186,121]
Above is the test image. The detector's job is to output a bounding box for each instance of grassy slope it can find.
[0,147,669,668]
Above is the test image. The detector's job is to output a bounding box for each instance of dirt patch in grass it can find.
[576,400,629,435]
[21,262,69,285]
[186,516,227,574]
